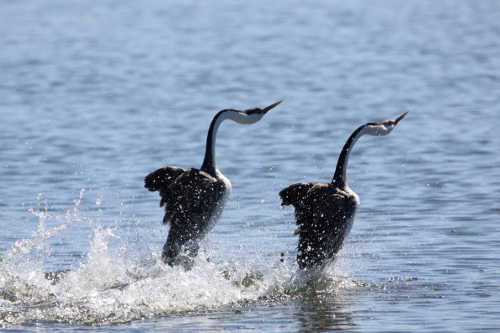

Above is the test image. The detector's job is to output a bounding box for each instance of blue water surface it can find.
[1,0,500,332]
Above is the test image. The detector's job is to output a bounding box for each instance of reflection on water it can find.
[294,292,354,333]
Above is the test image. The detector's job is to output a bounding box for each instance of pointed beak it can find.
[394,112,408,125]
[262,100,283,113]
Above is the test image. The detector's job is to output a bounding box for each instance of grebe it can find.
[145,101,282,267]
[279,113,407,270]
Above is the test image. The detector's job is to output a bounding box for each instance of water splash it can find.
[0,192,358,327]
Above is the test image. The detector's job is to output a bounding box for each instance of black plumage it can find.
[145,101,281,267]
[280,113,408,270]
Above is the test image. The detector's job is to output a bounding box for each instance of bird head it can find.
[228,100,282,124]
[364,112,408,136]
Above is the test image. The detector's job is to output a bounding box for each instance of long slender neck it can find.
[332,124,369,188]
[200,110,233,177]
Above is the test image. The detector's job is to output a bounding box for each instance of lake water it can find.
[1,0,500,331]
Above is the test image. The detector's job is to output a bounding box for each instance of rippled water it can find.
[1,0,500,331]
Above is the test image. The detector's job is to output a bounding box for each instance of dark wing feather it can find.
[165,169,226,225]
[279,182,316,207]
[295,185,358,268]
[144,166,185,192]
[306,186,354,226]
[299,185,358,235]
[144,166,185,207]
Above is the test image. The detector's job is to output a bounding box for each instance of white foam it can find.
[0,191,356,327]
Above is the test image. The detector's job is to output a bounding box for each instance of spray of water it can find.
[0,190,357,327]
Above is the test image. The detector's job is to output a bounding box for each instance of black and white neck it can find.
[200,101,282,177]
[331,112,408,188]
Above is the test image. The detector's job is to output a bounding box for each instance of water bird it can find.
[279,113,408,271]
[145,101,282,267]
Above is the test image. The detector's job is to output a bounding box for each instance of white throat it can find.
[364,124,395,136]
[201,110,263,175]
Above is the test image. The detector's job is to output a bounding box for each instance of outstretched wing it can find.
[279,182,316,208]
[306,186,355,223]
[144,166,185,207]
[295,185,358,268]
[301,186,358,245]
[166,169,226,225]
